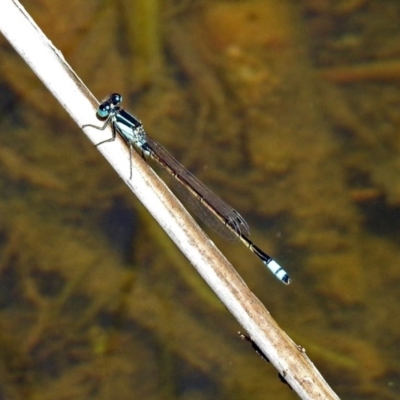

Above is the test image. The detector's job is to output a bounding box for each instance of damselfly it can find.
[83,94,290,284]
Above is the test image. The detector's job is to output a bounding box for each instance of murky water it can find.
[0,1,400,399]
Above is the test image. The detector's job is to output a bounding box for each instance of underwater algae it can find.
[2,0,400,399]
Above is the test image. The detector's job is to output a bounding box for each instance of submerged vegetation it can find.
[0,0,400,399]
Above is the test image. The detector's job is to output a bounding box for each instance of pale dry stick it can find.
[0,1,341,399]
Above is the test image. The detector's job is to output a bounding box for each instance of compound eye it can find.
[110,93,122,105]
[97,102,111,118]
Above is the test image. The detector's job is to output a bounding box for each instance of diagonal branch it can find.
[0,1,340,399]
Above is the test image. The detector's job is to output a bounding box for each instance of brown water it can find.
[0,0,400,399]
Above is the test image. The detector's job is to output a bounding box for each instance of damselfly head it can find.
[97,101,112,118]
[110,93,122,106]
